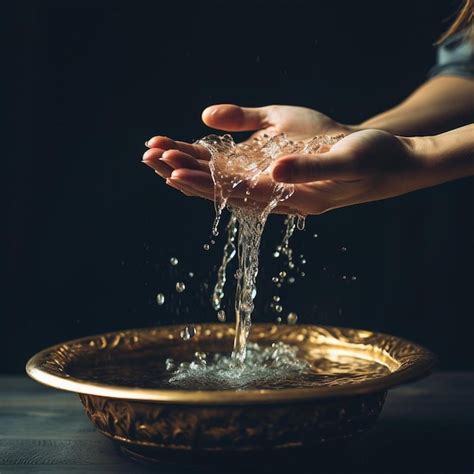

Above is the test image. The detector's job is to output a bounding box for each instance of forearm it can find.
[409,123,474,186]
[360,76,474,136]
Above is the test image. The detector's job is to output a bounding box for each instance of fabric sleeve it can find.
[428,30,474,79]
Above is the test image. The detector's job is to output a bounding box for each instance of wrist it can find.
[403,126,474,184]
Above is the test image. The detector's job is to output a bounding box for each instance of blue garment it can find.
[429,30,474,79]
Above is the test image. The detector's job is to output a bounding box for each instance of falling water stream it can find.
[164,133,352,386]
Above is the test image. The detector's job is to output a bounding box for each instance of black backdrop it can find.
[4,0,473,372]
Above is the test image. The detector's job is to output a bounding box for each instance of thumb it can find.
[271,150,358,184]
[202,104,268,132]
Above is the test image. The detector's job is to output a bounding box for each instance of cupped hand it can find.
[144,122,432,215]
[142,104,352,178]
[143,104,357,213]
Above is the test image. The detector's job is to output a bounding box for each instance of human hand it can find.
[142,104,353,179]
[143,103,358,213]
[145,126,446,215]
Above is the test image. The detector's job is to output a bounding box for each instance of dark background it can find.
[4,0,473,373]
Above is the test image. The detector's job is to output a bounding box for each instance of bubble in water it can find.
[272,276,279,283]
[203,244,210,251]
[351,276,357,281]
[313,233,318,238]
[211,239,216,245]
[170,257,178,266]
[288,262,295,269]
[301,259,306,265]
[180,325,196,341]
[276,317,282,323]
[217,310,226,322]
[279,271,287,278]
[188,272,194,278]
[176,282,186,293]
[156,293,165,305]
[288,277,295,284]
[273,295,280,302]
[342,275,347,280]
[275,304,283,313]
[287,312,298,325]
[341,246,347,252]
[273,251,280,258]
[300,272,306,277]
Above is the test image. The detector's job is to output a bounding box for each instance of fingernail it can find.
[271,164,285,182]
[145,140,149,147]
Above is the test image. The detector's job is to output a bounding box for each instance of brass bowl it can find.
[26,324,435,463]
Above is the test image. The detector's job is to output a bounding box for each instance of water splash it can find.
[192,132,344,365]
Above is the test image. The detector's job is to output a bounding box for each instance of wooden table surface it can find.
[0,372,472,473]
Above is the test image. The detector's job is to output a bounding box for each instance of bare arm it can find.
[360,76,474,136]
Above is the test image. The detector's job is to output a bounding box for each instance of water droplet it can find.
[273,295,280,302]
[296,215,306,230]
[176,282,186,293]
[273,251,280,258]
[279,271,287,278]
[287,312,298,325]
[188,272,194,278]
[180,325,196,341]
[275,304,283,313]
[203,244,210,251]
[170,257,178,266]
[272,276,279,283]
[217,310,226,322]
[156,293,165,305]
[194,351,207,363]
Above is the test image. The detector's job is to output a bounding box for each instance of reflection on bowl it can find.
[26,324,435,462]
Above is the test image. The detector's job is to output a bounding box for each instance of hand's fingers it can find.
[170,169,288,204]
[167,178,294,215]
[271,150,359,184]
[146,136,211,161]
[171,169,214,191]
[161,150,209,173]
[142,148,173,178]
[201,104,269,132]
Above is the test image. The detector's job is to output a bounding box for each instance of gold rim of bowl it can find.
[26,323,436,405]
